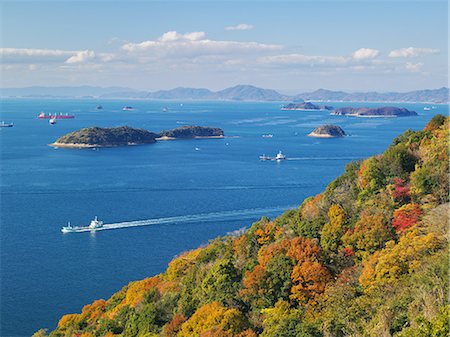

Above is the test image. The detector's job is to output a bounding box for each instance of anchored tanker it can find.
[61,216,103,233]
[38,112,75,119]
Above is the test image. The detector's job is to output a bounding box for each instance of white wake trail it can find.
[67,206,296,233]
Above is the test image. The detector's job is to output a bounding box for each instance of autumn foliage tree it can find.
[320,204,346,256]
[178,302,248,337]
[392,203,422,232]
[391,177,411,203]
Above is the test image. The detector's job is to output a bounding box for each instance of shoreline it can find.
[155,135,225,141]
[307,132,344,138]
[330,113,400,118]
[49,142,154,148]
[49,136,227,148]
[281,108,331,111]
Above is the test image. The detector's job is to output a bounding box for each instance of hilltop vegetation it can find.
[39,114,449,337]
[53,126,158,147]
[158,126,224,139]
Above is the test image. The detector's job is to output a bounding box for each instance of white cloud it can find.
[405,62,424,72]
[352,48,379,60]
[65,50,96,64]
[0,47,115,65]
[121,31,281,57]
[159,31,206,42]
[0,47,74,57]
[0,47,94,64]
[257,53,349,66]
[388,47,440,58]
[225,23,254,31]
[258,48,383,67]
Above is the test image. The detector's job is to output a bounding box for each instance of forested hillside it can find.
[37,114,449,337]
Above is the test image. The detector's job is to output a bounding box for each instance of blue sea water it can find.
[0,99,446,336]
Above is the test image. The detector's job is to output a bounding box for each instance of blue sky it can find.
[1,0,447,92]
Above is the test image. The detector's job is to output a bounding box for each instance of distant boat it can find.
[96,105,103,110]
[49,117,57,125]
[423,107,431,111]
[38,112,74,119]
[61,216,104,233]
[163,107,169,112]
[259,151,286,161]
[0,121,13,127]
[262,134,273,138]
[122,106,134,111]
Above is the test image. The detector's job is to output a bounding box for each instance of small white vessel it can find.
[262,134,273,138]
[0,121,13,127]
[275,151,286,161]
[49,117,56,125]
[423,107,431,111]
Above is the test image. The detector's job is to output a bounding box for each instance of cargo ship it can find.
[38,112,75,119]
[61,216,104,233]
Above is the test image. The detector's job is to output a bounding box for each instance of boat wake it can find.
[65,205,295,233]
[286,156,363,161]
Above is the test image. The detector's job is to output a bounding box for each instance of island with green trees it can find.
[157,126,225,140]
[50,126,225,148]
[38,115,448,337]
[331,106,418,117]
[50,126,158,148]
[308,124,346,138]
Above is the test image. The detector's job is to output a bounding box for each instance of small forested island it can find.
[331,106,418,117]
[158,126,224,140]
[50,126,158,148]
[50,125,225,148]
[38,115,449,337]
[281,102,334,111]
[308,124,346,138]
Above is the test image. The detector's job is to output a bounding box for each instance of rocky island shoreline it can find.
[331,106,417,117]
[308,125,346,138]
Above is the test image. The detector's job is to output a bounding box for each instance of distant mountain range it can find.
[1,85,448,103]
[294,87,449,104]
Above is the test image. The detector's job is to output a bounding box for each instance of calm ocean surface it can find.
[0,99,446,336]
